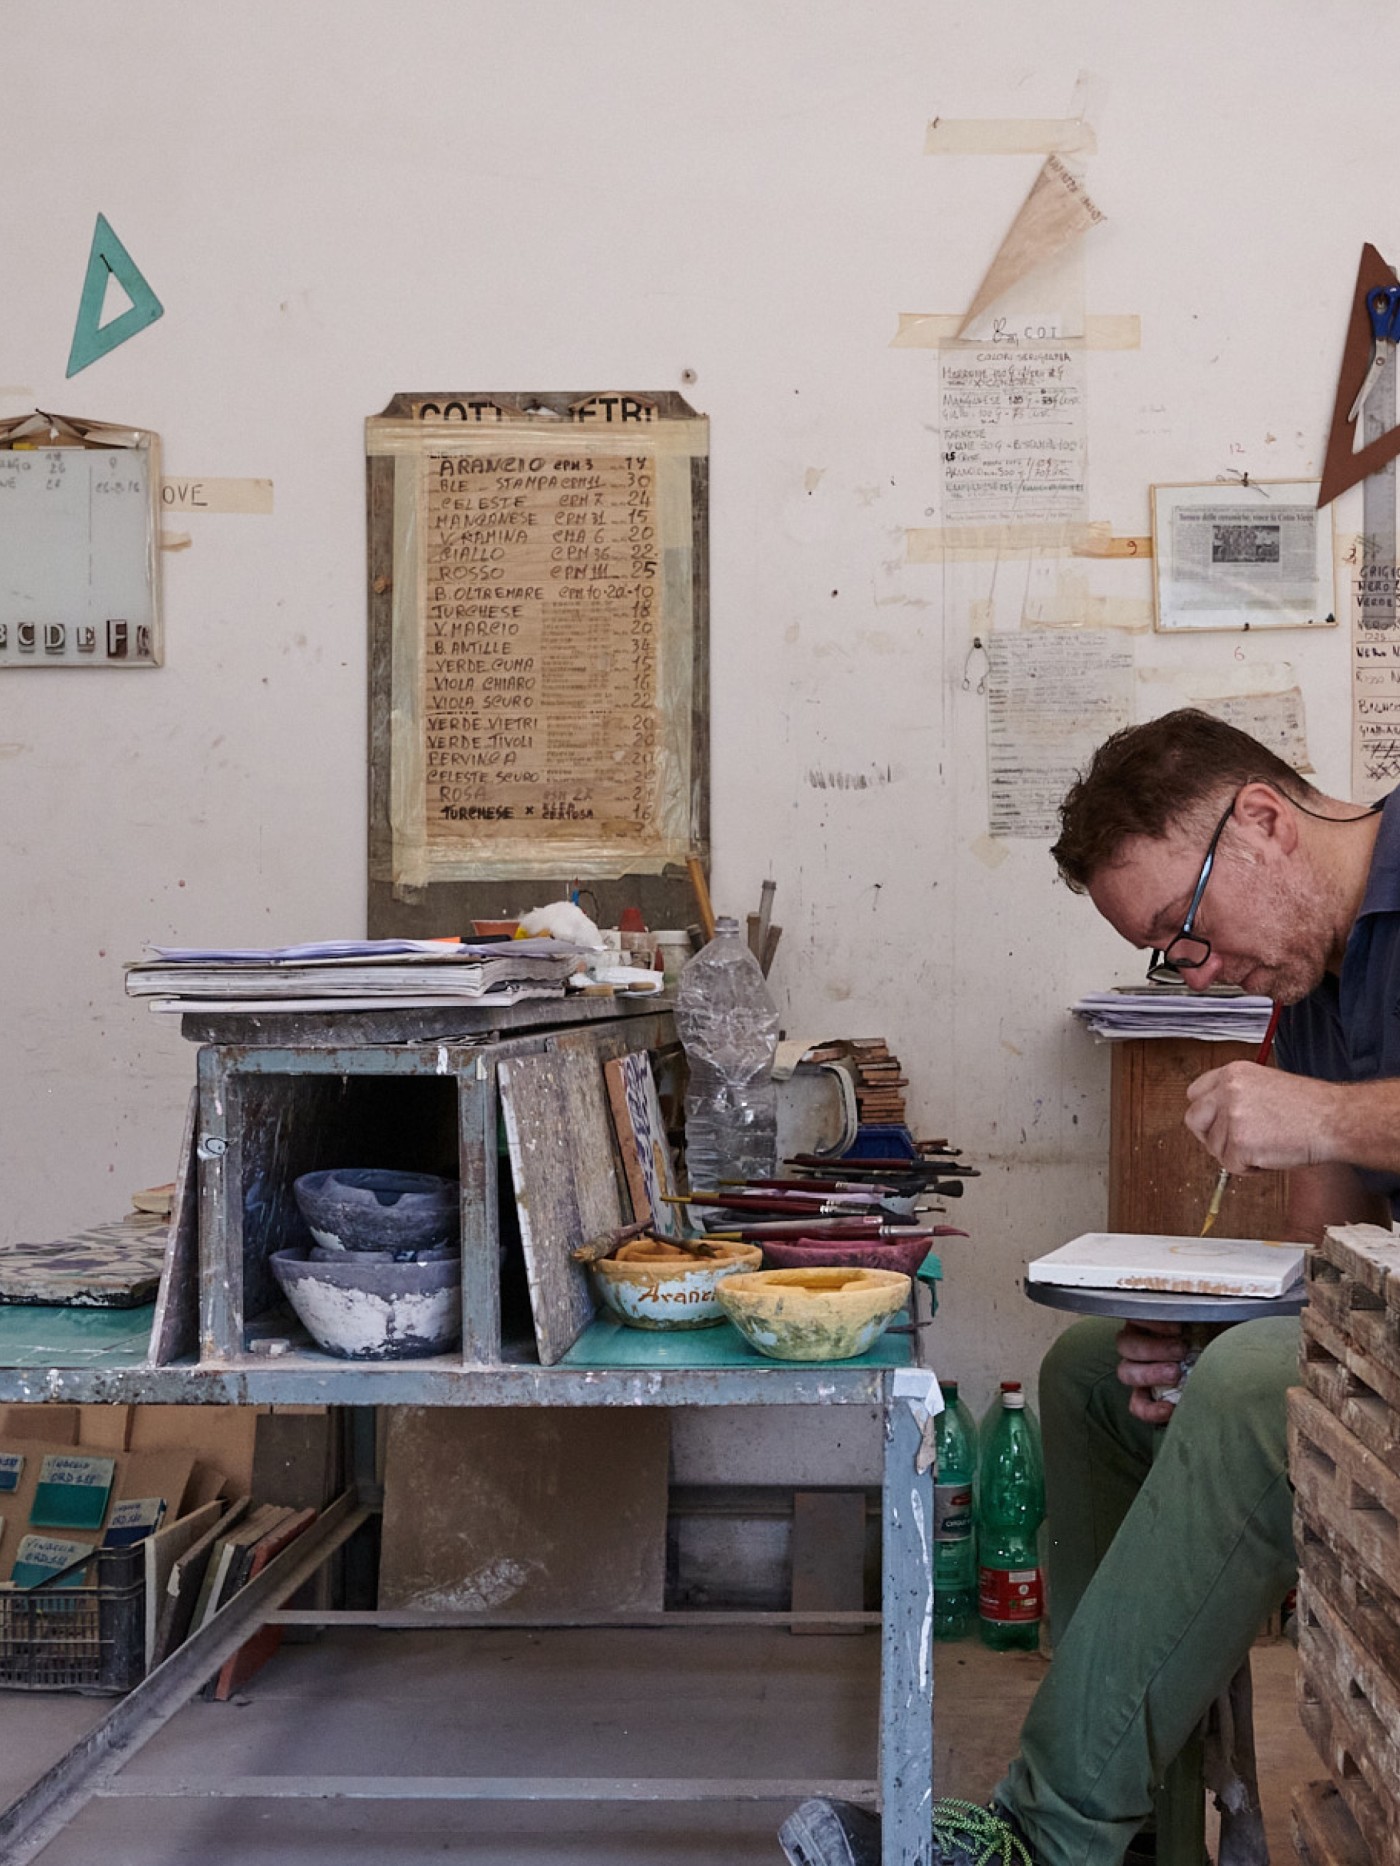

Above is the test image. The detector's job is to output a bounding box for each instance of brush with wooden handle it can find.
[1199,1000,1283,1236]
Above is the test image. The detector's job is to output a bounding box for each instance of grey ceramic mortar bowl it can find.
[271,1247,461,1360]
[292,1168,460,1254]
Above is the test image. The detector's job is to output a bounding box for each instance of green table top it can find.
[560,1313,917,1371]
[0,1302,155,1368]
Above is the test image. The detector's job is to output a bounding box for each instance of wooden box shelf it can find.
[191,1000,673,1369]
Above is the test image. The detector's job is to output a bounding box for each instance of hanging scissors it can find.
[1349,285,1400,422]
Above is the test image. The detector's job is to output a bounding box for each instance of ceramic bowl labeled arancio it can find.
[591,1237,762,1330]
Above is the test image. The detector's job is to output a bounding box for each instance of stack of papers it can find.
[1071,990,1274,1043]
[125,938,589,1013]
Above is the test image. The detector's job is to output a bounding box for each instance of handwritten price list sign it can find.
[422,448,661,844]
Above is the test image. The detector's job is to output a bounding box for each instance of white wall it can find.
[2,1,1393,1420]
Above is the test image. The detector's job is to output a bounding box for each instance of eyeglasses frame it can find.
[1146,792,1239,984]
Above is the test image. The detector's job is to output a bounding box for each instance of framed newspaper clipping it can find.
[365,391,709,936]
[1150,481,1337,634]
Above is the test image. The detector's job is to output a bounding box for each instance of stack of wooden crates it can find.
[1290,1224,1400,1866]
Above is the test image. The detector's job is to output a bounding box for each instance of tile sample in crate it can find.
[499,1049,624,1364]
[0,1212,168,1308]
[29,1453,115,1529]
[10,1533,95,1589]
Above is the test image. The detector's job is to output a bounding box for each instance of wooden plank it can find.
[149,1088,200,1366]
[1292,1780,1375,1866]
[790,1490,867,1636]
[377,1406,669,1614]
[498,1050,622,1365]
[1290,1388,1400,1592]
[457,1055,501,1365]
[1296,1583,1400,1866]
[1302,1307,1400,1474]
[1108,1039,1288,1238]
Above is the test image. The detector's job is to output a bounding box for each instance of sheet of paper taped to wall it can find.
[957,155,1105,339]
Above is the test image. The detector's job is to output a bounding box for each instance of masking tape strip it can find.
[908,520,1111,561]
[159,477,273,515]
[366,418,709,459]
[1023,598,1155,632]
[1072,534,1153,559]
[891,313,1140,351]
[924,117,1097,156]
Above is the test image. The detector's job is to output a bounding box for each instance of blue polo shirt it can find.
[1275,788,1400,1218]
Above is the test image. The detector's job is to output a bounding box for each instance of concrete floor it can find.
[0,1629,1318,1864]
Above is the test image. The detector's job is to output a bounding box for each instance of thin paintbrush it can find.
[1200,1000,1284,1236]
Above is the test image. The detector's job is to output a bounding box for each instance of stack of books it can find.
[124,938,587,1014]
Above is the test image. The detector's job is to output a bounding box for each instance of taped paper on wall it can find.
[893,313,1139,351]
[941,348,1087,526]
[1184,689,1313,773]
[957,156,1105,339]
[1350,541,1400,794]
[985,630,1133,838]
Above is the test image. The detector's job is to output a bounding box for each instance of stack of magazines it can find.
[1070,987,1274,1043]
[125,938,587,1014]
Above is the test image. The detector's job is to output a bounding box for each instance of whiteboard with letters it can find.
[0,439,161,667]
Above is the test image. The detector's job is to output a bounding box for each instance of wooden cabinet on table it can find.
[1109,1038,1289,1237]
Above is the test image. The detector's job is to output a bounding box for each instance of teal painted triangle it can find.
[66,212,164,377]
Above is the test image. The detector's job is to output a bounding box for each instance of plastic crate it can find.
[0,1543,145,1694]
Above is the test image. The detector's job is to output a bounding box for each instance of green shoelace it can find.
[932,1799,1034,1866]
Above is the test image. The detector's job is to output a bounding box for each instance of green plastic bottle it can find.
[977,1388,1045,1651]
[933,1380,977,1640]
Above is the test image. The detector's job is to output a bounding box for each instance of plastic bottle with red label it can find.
[977,1387,1045,1651]
[933,1379,977,1640]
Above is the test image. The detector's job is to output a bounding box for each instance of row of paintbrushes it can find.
[664,1155,976,1243]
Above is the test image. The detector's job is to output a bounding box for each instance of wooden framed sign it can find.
[365,391,709,934]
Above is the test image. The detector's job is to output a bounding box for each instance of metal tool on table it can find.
[1199,1001,1283,1236]
[1349,285,1400,422]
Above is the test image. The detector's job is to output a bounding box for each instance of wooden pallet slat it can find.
[1302,1308,1400,1475]
[1289,1388,1400,1593]
[1292,1779,1374,1866]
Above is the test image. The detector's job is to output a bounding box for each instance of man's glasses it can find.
[1146,794,1237,985]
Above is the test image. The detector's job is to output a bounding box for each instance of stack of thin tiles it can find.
[1289,1224,1400,1866]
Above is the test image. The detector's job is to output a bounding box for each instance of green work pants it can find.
[993,1315,1300,1866]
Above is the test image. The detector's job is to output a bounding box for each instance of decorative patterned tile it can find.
[0,1215,167,1308]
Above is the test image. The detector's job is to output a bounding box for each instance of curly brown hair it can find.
[1051,708,1318,892]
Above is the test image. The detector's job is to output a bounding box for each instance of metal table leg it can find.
[881,1389,934,1865]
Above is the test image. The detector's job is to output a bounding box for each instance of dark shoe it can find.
[778,1799,881,1866]
[779,1796,1034,1866]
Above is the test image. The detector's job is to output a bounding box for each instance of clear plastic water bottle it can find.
[674,916,780,1187]
[933,1379,977,1641]
[977,1388,1045,1652]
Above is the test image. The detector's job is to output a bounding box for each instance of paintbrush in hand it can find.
[1200,1000,1284,1236]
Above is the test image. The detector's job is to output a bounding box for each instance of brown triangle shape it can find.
[1318,242,1400,508]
